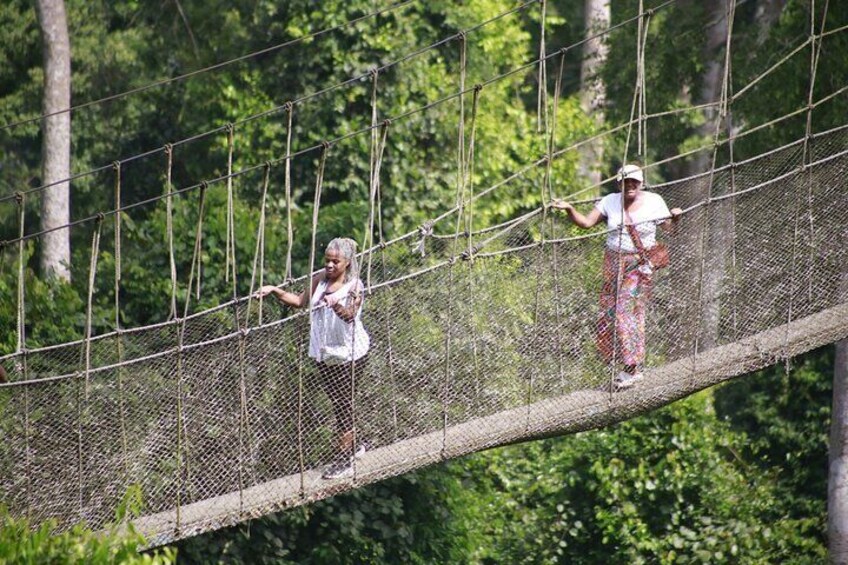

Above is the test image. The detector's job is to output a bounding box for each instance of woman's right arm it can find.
[257,275,321,308]
[550,199,605,229]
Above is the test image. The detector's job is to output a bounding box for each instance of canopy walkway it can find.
[1,124,847,546]
[0,0,846,549]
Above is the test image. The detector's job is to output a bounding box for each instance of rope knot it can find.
[382,118,392,128]
[321,140,332,151]
[96,212,105,223]
[559,46,569,56]
[264,161,272,170]
[164,143,173,156]
[415,220,435,257]
[378,240,388,250]
[457,30,467,42]
[14,192,24,205]
[460,246,478,261]
[473,83,483,93]
[199,181,209,193]
[369,67,379,78]
[283,100,294,112]
[645,8,655,17]
[112,160,121,171]
[226,122,235,134]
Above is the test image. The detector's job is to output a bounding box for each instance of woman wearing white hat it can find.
[551,164,682,389]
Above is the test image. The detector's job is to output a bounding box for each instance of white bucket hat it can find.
[618,164,644,183]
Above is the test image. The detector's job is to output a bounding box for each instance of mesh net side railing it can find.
[0,126,847,545]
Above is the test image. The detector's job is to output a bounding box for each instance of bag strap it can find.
[623,208,650,264]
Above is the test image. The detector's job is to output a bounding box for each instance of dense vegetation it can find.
[0,0,846,561]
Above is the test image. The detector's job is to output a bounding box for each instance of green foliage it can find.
[460,391,826,563]
[175,467,480,564]
[0,487,176,564]
[715,346,833,534]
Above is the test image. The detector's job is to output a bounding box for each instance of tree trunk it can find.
[755,0,786,44]
[831,338,848,564]
[35,0,72,281]
[578,0,610,190]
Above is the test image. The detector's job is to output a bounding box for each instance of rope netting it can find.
[0,0,847,548]
[0,123,846,545]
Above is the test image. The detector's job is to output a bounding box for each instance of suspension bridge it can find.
[0,0,846,549]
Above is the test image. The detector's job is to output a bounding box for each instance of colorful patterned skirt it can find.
[597,249,652,366]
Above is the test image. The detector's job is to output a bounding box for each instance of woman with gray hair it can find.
[257,237,371,479]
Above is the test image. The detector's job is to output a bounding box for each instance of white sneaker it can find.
[353,442,367,459]
[614,371,635,389]
[322,459,354,480]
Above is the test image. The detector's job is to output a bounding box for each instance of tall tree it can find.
[579,0,610,188]
[830,262,848,562]
[831,338,848,563]
[35,0,71,281]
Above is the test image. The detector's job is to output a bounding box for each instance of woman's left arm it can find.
[660,207,683,233]
[326,289,364,323]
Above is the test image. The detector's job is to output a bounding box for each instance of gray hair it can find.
[326,237,359,282]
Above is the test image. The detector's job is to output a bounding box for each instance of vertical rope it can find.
[225,124,236,290]
[79,218,102,523]
[803,0,829,305]
[174,184,208,527]
[112,162,122,329]
[465,86,481,256]
[376,177,399,439]
[366,122,390,290]
[536,0,548,132]
[549,51,567,387]
[456,33,467,211]
[362,70,384,292]
[16,193,26,355]
[184,183,208,317]
[164,145,178,320]
[639,8,650,161]
[112,161,129,477]
[284,103,295,283]
[247,163,272,325]
[636,0,645,157]
[306,144,330,309]
[112,161,130,483]
[465,86,483,408]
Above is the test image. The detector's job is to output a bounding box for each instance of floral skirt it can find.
[597,249,652,366]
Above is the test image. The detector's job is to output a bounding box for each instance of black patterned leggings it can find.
[316,355,369,435]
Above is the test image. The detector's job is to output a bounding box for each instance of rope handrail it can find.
[4,134,847,383]
[2,73,844,263]
[0,0,416,132]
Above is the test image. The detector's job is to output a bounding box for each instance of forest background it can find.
[0,0,846,562]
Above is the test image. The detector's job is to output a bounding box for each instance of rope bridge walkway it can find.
[0,124,846,546]
[0,0,846,549]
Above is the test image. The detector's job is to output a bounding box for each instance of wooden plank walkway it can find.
[136,301,848,547]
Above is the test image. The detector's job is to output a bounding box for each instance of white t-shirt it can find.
[595,191,671,253]
[309,278,370,363]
